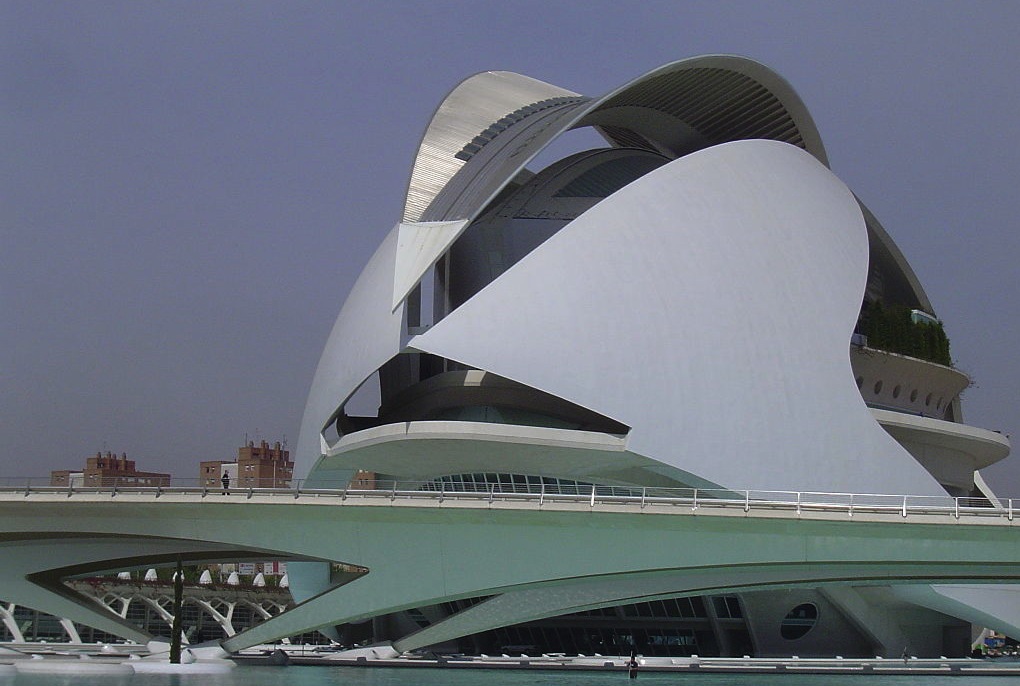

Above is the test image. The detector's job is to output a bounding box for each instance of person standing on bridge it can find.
[221,471,230,495]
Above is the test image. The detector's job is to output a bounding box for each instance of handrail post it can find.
[797,491,801,515]
[439,481,444,504]
[902,495,908,518]
[294,479,301,500]
[641,487,646,510]
[488,483,494,505]
[692,488,698,511]
[954,497,959,520]
[539,482,545,507]
[68,479,74,498]
[848,493,854,518]
[390,483,396,501]
[744,490,749,513]
[1009,498,1013,522]
[590,484,596,508]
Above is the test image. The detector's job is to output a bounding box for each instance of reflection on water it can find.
[8,665,1020,686]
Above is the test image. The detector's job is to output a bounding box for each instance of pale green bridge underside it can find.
[1,489,1019,653]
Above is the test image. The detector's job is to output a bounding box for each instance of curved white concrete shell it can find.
[411,140,940,495]
[295,224,405,479]
[288,55,1014,657]
[402,71,583,223]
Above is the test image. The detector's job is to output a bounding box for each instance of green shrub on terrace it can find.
[858,301,952,366]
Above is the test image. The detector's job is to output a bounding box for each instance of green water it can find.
[8,665,1020,686]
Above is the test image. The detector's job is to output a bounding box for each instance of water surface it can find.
[8,665,1020,686]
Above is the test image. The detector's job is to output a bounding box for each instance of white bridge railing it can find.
[0,477,1015,522]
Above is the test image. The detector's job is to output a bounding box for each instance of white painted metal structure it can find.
[1,577,290,643]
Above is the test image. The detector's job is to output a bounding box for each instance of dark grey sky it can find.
[3,1,1019,492]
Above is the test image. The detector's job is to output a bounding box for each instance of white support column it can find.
[193,598,237,637]
[0,602,25,643]
[90,590,133,620]
[239,599,272,621]
[138,595,176,626]
[115,596,131,619]
[59,617,82,644]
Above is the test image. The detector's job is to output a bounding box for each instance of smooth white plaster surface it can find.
[392,220,468,309]
[413,140,944,495]
[294,224,404,477]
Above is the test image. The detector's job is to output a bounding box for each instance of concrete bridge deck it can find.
[2,482,1017,524]
[1,483,1019,653]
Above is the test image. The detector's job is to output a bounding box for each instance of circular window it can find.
[855,376,864,389]
[925,393,933,407]
[892,385,901,399]
[781,603,819,640]
[873,380,883,395]
[910,389,918,402]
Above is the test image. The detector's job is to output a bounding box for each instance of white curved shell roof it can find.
[402,71,582,223]
[286,55,1011,655]
[295,224,405,472]
[297,56,954,497]
[411,140,942,495]
[407,55,827,229]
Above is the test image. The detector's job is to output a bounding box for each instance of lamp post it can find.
[169,558,183,663]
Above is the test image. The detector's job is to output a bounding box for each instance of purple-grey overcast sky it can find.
[3,1,1019,491]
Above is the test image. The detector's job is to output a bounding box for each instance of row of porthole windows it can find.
[855,376,944,411]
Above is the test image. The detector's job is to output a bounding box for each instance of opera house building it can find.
[290,56,1013,658]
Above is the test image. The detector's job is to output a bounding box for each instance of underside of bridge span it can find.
[3,492,1020,656]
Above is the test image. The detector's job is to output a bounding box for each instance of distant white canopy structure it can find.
[289,55,1010,658]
